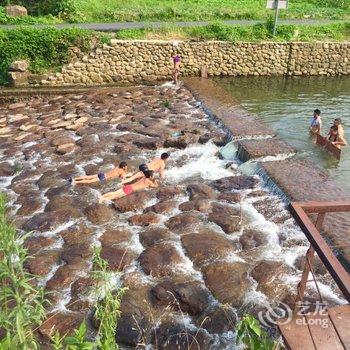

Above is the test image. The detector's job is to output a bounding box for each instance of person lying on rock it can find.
[99,170,158,203]
[122,152,169,184]
[70,161,129,185]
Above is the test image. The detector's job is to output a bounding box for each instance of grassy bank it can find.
[0,28,107,85]
[115,22,350,42]
[0,0,349,24]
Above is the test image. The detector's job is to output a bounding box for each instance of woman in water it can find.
[327,125,347,149]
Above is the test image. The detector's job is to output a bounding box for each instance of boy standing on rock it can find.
[122,152,170,184]
[99,170,158,202]
[70,161,129,185]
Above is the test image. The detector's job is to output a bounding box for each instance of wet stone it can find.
[128,212,161,226]
[203,261,250,307]
[210,175,259,191]
[165,212,203,233]
[24,235,56,254]
[218,192,242,203]
[100,246,136,271]
[151,279,211,315]
[17,197,42,216]
[144,200,177,214]
[139,242,184,277]
[84,203,116,224]
[60,242,93,264]
[0,162,15,176]
[60,224,93,246]
[187,183,216,200]
[114,191,153,212]
[179,199,211,212]
[39,312,85,339]
[239,229,269,250]
[154,320,213,350]
[182,231,236,266]
[25,250,60,276]
[99,228,133,247]
[139,227,174,247]
[208,203,241,234]
[156,185,184,201]
[197,305,237,334]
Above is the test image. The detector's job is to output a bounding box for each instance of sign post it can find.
[266,0,288,36]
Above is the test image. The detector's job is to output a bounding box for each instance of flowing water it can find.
[214,76,350,193]
[0,84,347,348]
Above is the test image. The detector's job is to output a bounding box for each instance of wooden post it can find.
[294,213,325,313]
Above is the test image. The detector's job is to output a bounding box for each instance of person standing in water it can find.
[334,118,345,139]
[327,125,347,149]
[309,109,322,134]
[172,54,181,84]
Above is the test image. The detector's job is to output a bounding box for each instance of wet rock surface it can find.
[0,85,324,349]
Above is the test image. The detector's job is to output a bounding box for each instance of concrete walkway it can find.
[0,19,347,31]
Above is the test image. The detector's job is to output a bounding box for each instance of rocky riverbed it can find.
[0,84,345,349]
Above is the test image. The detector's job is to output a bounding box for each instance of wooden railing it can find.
[289,201,350,305]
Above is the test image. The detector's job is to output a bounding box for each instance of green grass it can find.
[115,22,350,42]
[0,0,349,24]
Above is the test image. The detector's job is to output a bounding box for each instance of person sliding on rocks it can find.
[70,161,129,185]
[99,170,158,203]
[122,152,170,184]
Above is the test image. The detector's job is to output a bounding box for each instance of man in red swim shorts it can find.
[99,170,158,203]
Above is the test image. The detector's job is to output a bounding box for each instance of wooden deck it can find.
[278,305,350,350]
[279,202,350,350]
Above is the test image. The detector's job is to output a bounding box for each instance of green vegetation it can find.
[0,0,349,24]
[0,193,47,350]
[115,22,350,42]
[236,314,282,350]
[0,193,124,349]
[0,28,104,85]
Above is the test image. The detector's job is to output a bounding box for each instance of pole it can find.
[273,0,279,36]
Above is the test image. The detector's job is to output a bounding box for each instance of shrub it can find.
[0,28,97,85]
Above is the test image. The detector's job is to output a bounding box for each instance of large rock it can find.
[181,231,236,266]
[179,199,211,212]
[128,212,161,226]
[114,191,152,212]
[239,229,269,250]
[218,192,242,203]
[17,197,42,216]
[210,175,259,191]
[100,246,136,271]
[0,162,16,177]
[24,236,56,254]
[164,134,199,149]
[9,60,29,72]
[203,261,250,307]
[84,203,115,224]
[60,224,94,246]
[39,312,85,339]
[139,227,174,247]
[154,320,213,350]
[25,250,60,276]
[208,203,241,234]
[144,200,177,214]
[138,243,184,277]
[187,183,216,200]
[250,260,292,300]
[156,186,184,201]
[99,228,132,247]
[197,305,237,334]
[60,242,93,265]
[165,212,203,233]
[151,279,211,315]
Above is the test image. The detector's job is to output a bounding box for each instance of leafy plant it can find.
[0,193,47,350]
[161,100,171,109]
[236,314,280,350]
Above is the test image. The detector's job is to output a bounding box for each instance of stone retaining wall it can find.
[42,40,350,85]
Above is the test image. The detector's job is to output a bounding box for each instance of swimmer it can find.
[122,152,170,184]
[70,161,129,185]
[309,109,322,134]
[334,118,345,139]
[99,170,158,202]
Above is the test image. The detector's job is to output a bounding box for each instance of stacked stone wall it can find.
[42,40,350,85]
